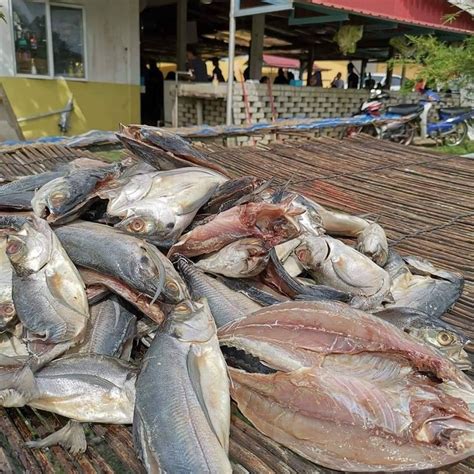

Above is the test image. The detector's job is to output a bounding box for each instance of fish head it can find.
[406,322,472,371]
[196,238,269,278]
[5,217,52,276]
[32,177,72,219]
[164,298,216,343]
[116,206,177,245]
[233,238,269,276]
[254,203,301,246]
[294,234,329,268]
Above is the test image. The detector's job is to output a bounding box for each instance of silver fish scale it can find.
[134,333,229,473]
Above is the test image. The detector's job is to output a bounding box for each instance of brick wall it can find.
[176,84,460,128]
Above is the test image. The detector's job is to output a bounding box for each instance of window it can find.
[51,6,85,78]
[12,1,86,79]
[12,0,49,75]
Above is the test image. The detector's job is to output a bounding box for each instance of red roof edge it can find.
[310,0,474,35]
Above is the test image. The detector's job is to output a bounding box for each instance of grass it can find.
[423,139,474,156]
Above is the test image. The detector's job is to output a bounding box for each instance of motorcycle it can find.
[343,90,423,146]
[418,90,473,147]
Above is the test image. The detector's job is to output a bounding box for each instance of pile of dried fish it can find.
[0,125,472,472]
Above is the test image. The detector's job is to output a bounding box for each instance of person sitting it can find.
[331,72,344,88]
[274,68,289,85]
[211,57,225,82]
[260,76,269,84]
[186,46,208,82]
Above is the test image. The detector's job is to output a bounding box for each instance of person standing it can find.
[347,62,359,89]
[331,72,344,88]
[274,68,289,85]
[309,70,323,87]
[186,46,208,82]
[211,58,225,82]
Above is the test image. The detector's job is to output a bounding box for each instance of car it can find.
[370,74,402,91]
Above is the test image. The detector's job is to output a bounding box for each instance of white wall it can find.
[0,0,140,85]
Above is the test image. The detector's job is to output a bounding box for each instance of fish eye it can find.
[166,222,175,230]
[0,304,15,318]
[437,331,455,346]
[175,302,191,314]
[50,191,67,205]
[165,280,179,295]
[6,240,24,255]
[128,218,146,233]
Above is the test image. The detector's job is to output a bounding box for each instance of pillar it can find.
[400,62,407,88]
[306,46,314,86]
[249,14,265,80]
[177,0,187,71]
[385,46,394,90]
[360,58,368,88]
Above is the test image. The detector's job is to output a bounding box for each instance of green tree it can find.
[391,35,474,91]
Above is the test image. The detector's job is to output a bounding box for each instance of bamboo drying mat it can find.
[0,136,472,473]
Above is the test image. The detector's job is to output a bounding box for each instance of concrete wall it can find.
[0,0,140,139]
[175,84,461,129]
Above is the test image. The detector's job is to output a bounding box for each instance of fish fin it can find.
[233,178,275,206]
[403,255,464,284]
[187,343,230,453]
[295,286,351,303]
[26,420,87,455]
[45,271,88,334]
[0,361,38,407]
[271,175,295,204]
[142,245,166,305]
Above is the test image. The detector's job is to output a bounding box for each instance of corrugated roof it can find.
[309,0,474,34]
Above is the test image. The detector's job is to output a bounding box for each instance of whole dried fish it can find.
[32,165,120,223]
[295,234,391,309]
[118,124,231,176]
[175,255,261,327]
[2,354,137,454]
[6,217,89,344]
[134,299,231,473]
[100,167,226,246]
[55,221,166,302]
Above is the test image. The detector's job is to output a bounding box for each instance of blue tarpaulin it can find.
[0,114,410,148]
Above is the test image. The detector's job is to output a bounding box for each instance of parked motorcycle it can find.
[343,91,422,145]
[343,90,473,147]
[418,90,473,147]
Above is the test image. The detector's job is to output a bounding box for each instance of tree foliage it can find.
[391,35,474,91]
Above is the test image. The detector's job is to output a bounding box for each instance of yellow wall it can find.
[0,77,140,140]
[374,63,420,79]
